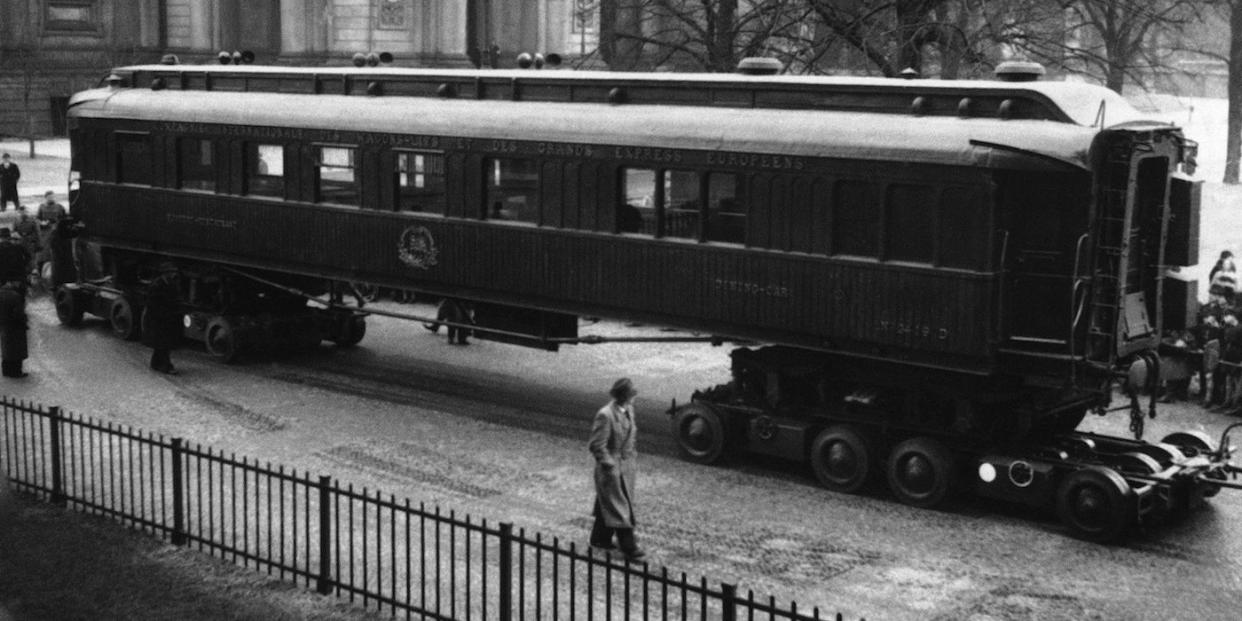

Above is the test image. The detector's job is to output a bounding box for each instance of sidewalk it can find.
[0,138,72,206]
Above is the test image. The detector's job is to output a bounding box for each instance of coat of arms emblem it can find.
[398,226,439,270]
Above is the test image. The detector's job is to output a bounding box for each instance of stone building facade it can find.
[1,0,599,137]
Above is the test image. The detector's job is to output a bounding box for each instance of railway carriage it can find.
[58,61,1238,540]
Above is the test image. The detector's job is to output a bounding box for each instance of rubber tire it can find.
[109,297,141,341]
[205,317,240,363]
[885,437,955,509]
[809,425,872,493]
[332,314,367,347]
[1055,466,1135,543]
[54,287,84,326]
[670,403,727,464]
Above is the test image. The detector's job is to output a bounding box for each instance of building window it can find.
[317,146,358,206]
[486,159,540,224]
[377,0,409,30]
[44,0,99,33]
[705,173,744,245]
[116,132,154,186]
[246,143,284,197]
[832,180,878,257]
[396,150,445,214]
[885,184,934,263]
[572,0,599,34]
[178,138,215,192]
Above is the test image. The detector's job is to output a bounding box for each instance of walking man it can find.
[588,377,646,561]
[0,229,30,378]
[0,154,18,212]
[143,261,183,375]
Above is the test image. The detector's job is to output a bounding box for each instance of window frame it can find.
[44,0,100,34]
[245,142,286,198]
[114,130,155,187]
[484,157,542,225]
[394,149,447,215]
[176,137,217,193]
[313,143,360,207]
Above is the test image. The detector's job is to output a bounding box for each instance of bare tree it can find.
[595,0,815,72]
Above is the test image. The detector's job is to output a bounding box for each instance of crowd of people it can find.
[0,151,70,380]
[1166,249,1242,409]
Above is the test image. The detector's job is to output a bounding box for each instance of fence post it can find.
[721,582,737,621]
[317,475,333,595]
[499,522,514,619]
[47,406,65,506]
[170,438,186,545]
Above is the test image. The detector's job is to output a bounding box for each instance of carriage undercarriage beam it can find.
[667,347,1240,542]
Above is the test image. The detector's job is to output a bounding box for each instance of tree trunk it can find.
[1226,0,1242,184]
[599,0,617,67]
[712,0,738,72]
[1105,61,1126,94]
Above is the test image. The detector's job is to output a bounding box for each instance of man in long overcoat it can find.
[143,261,183,375]
[0,282,27,378]
[588,377,646,561]
[0,154,19,212]
[0,229,29,378]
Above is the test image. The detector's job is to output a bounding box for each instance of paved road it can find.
[4,296,1242,620]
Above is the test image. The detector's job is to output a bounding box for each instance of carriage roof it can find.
[68,65,1172,171]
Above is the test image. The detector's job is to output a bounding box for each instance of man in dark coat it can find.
[0,229,30,291]
[0,154,19,212]
[588,377,646,561]
[435,298,472,345]
[0,229,30,378]
[0,282,27,378]
[143,261,183,375]
[13,205,40,273]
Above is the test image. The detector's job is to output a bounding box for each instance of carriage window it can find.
[116,132,154,186]
[706,173,744,245]
[620,168,656,234]
[317,146,358,206]
[247,143,284,197]
[663,170,700,240]
[940,187,984,269]
[885,184,934,263]
[832,180,879,257]
[178,138,215,192]
[486,158,540,224]
[396,151,445,215]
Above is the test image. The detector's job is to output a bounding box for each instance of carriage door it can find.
[1000,170,1092,356]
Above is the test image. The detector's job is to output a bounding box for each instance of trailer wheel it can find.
[886,437,955,509]
[109,297,141,340]
[1055,466,1135,543]
[1160,431,1215,458]
[54,287,84,326]
[205,317,240,363]
[1162,431,1222,497]
[671,404,727,464]
[332,314,367,347]
[810,425,872,493]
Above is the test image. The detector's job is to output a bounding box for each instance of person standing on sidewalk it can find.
[0,154,19,212]
[588,377,646,562]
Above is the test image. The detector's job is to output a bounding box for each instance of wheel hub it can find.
[899,454,934,494]
[684,418,712,451]
[826,442,858,478]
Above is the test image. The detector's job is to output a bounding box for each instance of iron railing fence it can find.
[1,397,858,621]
